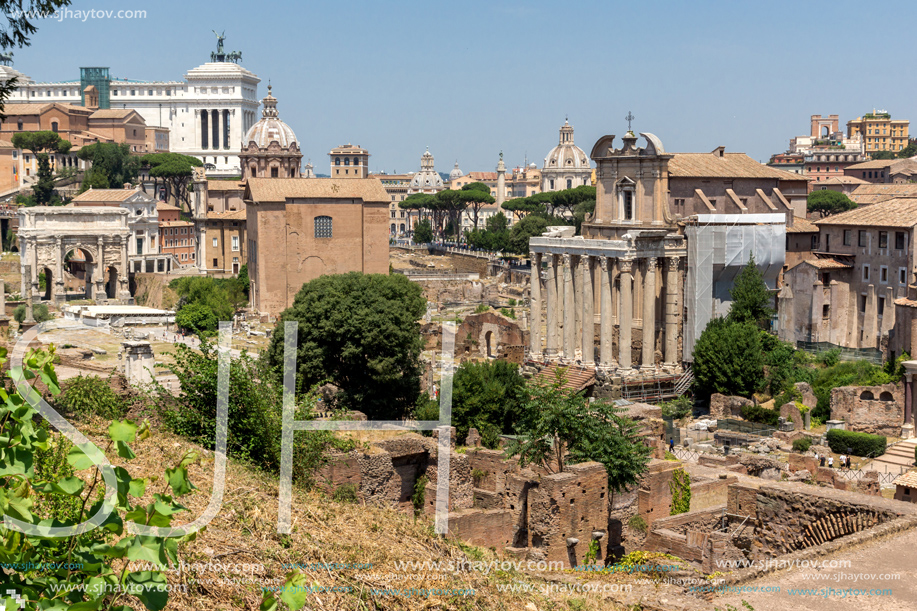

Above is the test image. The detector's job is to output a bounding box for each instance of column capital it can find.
[599,256,609,271]
[620,258,634,273]
[529,251,538,262]
[562,253,572,266]
[664,255,679,270]
[646,256,658,268]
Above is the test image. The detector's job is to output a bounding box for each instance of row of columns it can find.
[200,109,230,150]
[530,251,680,371]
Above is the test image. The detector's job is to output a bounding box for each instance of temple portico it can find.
[528,228,685,374]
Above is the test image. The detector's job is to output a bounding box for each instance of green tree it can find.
[501,196,546,222]
[237,263,250,297]
[174,301,217,335]
[727,253,774,327]
[466,212,510,252]
[460,182,496,230]
[265,272,427,420]
[506,213,571,254]
[452,360,526,448]
[898,142,917,158]
[141,152,203,210]
[12,131,72,204]
[807,190,857,218]
[76,142,140,193]
[413,218,433,243]
[870,150,897,160]
[505,368,651,495]
[692,318,764,399]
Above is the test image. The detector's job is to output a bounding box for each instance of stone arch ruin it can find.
[18,207,132,303]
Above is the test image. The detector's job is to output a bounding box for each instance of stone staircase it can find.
[866,438,917,475]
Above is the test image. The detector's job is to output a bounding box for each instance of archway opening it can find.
[821,125,830,138]
[106,265,118,299]
[485,330,493,358]
[64,248,94,299]
[41,266,52,301]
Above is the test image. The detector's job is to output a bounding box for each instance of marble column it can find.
[619,259,634,370]
[563,254,575,360]
[664,256,679,368]
[556,253,565,357]
[96,237,105,299]
[599,257,613,367]
[906,373,913,426]
[573,255,582,360]
[54,237,64,301]
[30,238,39,299]
[581,254,594,366]
[530,252,543,360]
[546,255,557,358]
[642,258,657,370]
[119,236,129,297]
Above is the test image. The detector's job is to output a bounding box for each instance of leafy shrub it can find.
[669,468,691,515]
[474,303,490,314]
[13,303,52,323]
[452,360,526,448]
[500,307,516,319]
[56,373,128,419]
[156,340,353,489]
[628,515,648,533]
[774,385,801,410]
[1,346,195,610]
[661,395,692,419]
[411,475,428,517]
[825,429,886,457]
[740,404,780,426]
[820,348,841,367]
[792,437,813,453]
[332,483,359,504]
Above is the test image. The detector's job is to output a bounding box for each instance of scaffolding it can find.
[80,67,111,109]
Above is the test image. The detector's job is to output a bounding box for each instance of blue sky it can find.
[13,0,916,174]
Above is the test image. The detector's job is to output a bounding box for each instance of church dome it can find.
[543,120,590,170]
[449,161,464,181]
[409,148,444,189]
[243,85,298,148]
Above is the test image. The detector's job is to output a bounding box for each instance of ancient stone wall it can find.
[830,383,903,435]
[689,475,738,511]
[709,394,752,420]
[454,311,526,360]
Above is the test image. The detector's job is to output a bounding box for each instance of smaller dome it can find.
[449,161,464,180]
[243,85,298,148]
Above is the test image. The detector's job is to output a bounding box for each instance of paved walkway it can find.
[715,524,917,610]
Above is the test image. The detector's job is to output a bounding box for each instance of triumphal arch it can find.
[18,207,131,302]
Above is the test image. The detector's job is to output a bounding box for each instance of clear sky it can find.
[12,0,916,174]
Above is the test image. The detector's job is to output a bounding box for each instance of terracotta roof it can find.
[819,176,869,185]
[245,177,389,204]
[805,258,853,270]
[1,102,90,116]
[532,363,595,392]
[849,183,917,205]
[156,201,180,211]
[160,220,193,227]
[209,209,247,220]
[787,217,818,233]
[815,198,917,228]
[72,188,141,202]
[206,180,245,192]
[668,152,806,181]
[893,470,917,488]
[845,158,916,171]
[0,139,14,148]
[88,109,140,120]
[463,172,498,181]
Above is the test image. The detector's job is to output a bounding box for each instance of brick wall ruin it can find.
[830,383,903,436]
[637,459,736,527]
[318,435,610,567]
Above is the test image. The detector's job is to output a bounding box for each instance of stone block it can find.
[710,394,753,420]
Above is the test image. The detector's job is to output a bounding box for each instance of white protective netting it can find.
[684,214,786,361]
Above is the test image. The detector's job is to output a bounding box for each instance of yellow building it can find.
[846,110,909,155]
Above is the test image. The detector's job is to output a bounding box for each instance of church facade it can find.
[529,130,806,378]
